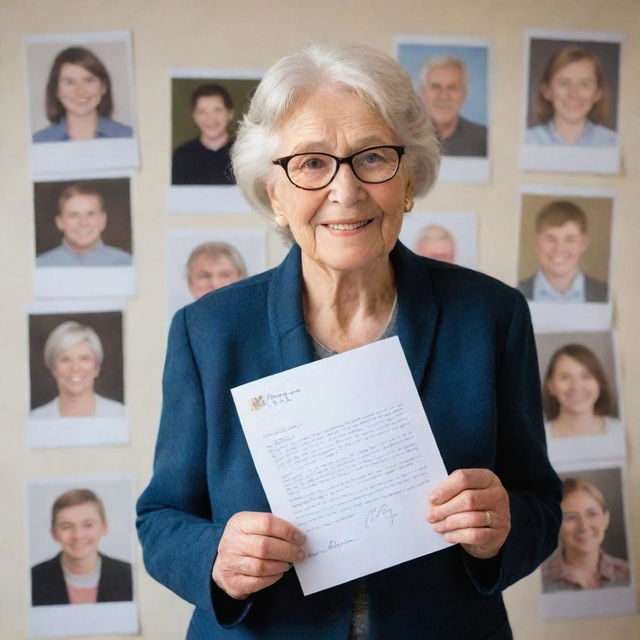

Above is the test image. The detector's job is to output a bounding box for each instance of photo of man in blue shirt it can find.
[36,183,132,267]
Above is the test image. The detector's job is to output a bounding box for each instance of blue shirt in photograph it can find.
[33,116,133,143]
[36,240,132,267]
[532,270,585,303]
[525,120,617,147]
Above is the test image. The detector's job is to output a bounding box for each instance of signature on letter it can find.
[307,537,358,557]
[364,503,398,529]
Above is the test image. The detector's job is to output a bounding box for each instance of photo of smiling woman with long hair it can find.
[526,44,616,147]
[542,476,630,593]
[33,46,133,143]
[543,344,618,439]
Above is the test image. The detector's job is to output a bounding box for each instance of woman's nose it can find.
[567,83,580,97]
[328,163,366,207]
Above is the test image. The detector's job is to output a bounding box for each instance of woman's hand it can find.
[212,511,306,600]
[426,469,510,559]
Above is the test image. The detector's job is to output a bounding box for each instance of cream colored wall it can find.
[1,0,638,638]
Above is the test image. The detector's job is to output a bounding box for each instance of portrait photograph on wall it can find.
[539,465,636,620]
[28,473,138,637]
[517,185,614,331]
[27,301,127,449]
[520,29,622,174]
[398,210,478,269]
[535,330,624,467]
[33,176,136,298]
[168,69,262,213]
[25,30,138,178]
[166,227,267,321]
[396,35,490,182]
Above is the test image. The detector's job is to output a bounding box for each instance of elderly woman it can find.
[186,241,248,299]
[30,321,124,419]
[543,344,618,438]
[32,488,132,606]
[33,46,133,143]
[526,45,616,147]
[137,43,560,639]
[542,477,630,592]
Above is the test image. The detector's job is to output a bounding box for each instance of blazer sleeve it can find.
[136,308,251,623]
[462,290,562,593]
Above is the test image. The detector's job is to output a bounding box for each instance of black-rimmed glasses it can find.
[272,145,405,190]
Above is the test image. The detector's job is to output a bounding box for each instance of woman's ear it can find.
[265,180,289,228]
[546,379,556,398]
[541,83,552,102]
[404,176,414,213]
[275,213,289,228]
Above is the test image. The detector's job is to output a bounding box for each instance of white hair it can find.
[419,54,468,88]
[232,42,440,238]
[417,224,455,244]
[43,321,103,370]
[186,241,247,283]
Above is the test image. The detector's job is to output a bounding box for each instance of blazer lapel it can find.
[391,242,440,389]
[268,243,315,371]
[267,241,439,387]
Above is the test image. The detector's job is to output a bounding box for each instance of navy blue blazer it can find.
[137,242,561,639]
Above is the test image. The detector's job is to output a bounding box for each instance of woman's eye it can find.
[302,157,327,171]
[363,153,383,164]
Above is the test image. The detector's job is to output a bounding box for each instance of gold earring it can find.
[275,213,289,228]
[404,195,414,212]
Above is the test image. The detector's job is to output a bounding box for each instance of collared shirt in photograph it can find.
[33,116,133,143]
[533,270,585,303]
[441,116,487,157]
[525,120,617,147]
[36,240,132,267]
[542,548,630,593]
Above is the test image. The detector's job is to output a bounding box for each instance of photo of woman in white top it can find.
[543,343,617,439]
[30,321,124,419]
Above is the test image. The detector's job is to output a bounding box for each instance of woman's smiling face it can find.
[547,354,600,417]
[266,88,411,275]
[560,489,609,556]
[56,62,106,119]
[51,502,108,563]
[543,58,602,127]
[51,339,100,398]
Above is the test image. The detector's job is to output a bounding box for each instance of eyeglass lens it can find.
[286,146,400,189]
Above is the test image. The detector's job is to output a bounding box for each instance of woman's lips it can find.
[324,219,373,231]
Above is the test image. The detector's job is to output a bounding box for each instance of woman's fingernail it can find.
[429,492,440,505]
[294,532,306,545]
[296,549,306,561]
